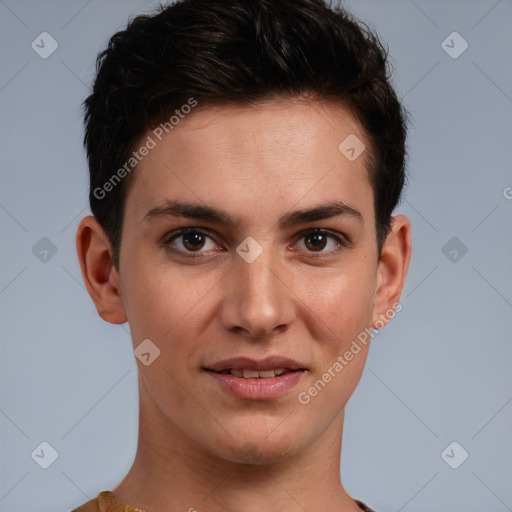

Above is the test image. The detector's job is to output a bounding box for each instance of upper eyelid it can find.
[164,227,219,246]
[292,228,349,250]
[295,227,347,240]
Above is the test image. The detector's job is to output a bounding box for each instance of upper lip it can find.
[205,356,307,372]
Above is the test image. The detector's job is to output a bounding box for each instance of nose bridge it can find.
[222,238,293,337]
[240,242,276,297]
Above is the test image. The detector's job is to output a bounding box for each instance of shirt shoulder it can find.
[71,491,146,512]
[72,491,372,512]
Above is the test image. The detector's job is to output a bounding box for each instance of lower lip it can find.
[205,370,305,400]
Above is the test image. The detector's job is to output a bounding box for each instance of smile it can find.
[212,368,301,378]
[204,356,308,400]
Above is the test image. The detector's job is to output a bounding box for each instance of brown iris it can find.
[182,232,206,251]
[304,231,327,251]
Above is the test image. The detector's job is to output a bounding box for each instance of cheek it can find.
[304,267,376,341]
[298,277,374,413]
[121,258,219,343]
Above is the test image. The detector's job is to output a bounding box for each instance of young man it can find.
[73,0,411,510]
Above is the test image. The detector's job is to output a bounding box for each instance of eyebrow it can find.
[143,199,363,228]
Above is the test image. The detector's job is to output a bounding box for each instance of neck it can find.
[113,384,361,512]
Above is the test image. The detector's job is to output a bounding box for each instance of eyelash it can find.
[162,227,349,258]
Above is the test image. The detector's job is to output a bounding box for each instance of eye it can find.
[294,228,347,254]
[163,227,348,257]
[164,228,220,254]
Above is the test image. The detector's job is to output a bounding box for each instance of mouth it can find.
[203,357,307,400]
[207,368,304,379]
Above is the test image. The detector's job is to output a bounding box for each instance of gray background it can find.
[1,0,511,511]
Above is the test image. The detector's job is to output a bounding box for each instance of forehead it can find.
[124,98,374,227]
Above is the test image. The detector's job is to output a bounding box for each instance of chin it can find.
[208,432,301,466]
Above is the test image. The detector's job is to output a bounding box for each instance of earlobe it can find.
[76,215,128,324]
[372,215,411,328]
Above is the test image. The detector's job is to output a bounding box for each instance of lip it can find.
[203,356,307,400]
[204,356,306,373]
[205,369,305,400]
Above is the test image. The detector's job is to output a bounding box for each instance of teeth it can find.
[224,368,292,378]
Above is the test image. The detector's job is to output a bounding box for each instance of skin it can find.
[76,98,411,512]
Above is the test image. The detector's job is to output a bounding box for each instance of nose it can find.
[220,242,295,339]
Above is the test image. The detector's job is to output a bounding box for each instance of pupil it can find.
[306,233,326,251]
[183,232,204,251]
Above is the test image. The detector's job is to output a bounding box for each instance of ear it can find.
[372,214,411,328]
[76,215,127,324]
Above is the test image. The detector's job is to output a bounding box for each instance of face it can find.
[79,98,410,465]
